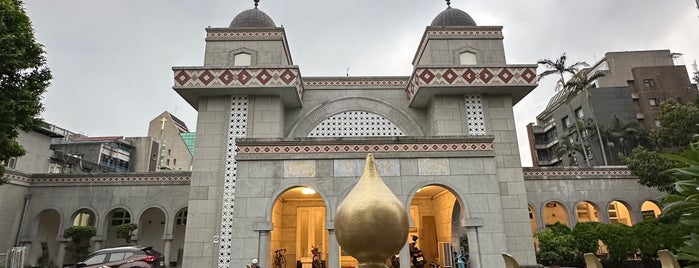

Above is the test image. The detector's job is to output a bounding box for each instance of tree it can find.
[535,223,578,266]
[116,223,138,245]
[624,101,699,191]
[537,53,588,90]
[0,0,52,182]
[64,226,96,262]
[650,101,699,150]
[603,116,651,161]
[566,70,609,165]
[662,137,699,267]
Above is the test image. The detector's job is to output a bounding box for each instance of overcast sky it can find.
[23,0,699,167]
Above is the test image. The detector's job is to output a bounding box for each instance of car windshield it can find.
[83,253,107,265]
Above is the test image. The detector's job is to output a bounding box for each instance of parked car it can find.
[76,246,165,268]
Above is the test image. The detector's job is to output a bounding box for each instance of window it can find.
[234,52,252,66]
[108,252,128,262]
[459,52,477,65]
[643,79,655,87]
[562,116,570,128]
[3,157,16,169]
[173,158,177,165]
[83,253,108,265]
[73,209,95,226]
[111,210,131,225]
[166,159,170,166]
[575,107,584,119]
[649,98,658,106]
[167,149,171,156]
[176,209,188,225]
[655,119,661,127]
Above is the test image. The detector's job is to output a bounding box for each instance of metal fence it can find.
[4,247,26,268]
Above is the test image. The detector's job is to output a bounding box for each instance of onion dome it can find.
[430,6,477,27]
[229,1,276,28]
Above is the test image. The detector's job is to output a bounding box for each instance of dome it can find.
[230,8,276,28]
[430,7,477,27]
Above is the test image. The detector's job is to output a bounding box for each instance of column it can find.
[92,236,102,251]
[259,231,271,268]
[163,235,173,267]
[466,227,480,268]
[399,241,410,268]
[327,229,339,268]
[254,222,273,268]
[56,238,68,267]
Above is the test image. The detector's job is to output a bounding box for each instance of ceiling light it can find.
[301,187,316,195]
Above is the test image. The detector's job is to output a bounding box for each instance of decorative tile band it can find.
[3,172,31,183]
[303,79,407,88]
[523,169,633,177]
[238,142,493,154]
[174,68,300,88]
[426,29,502,37]
[30,175,190,184]
[406,67,537,101]
[206,31,284,39]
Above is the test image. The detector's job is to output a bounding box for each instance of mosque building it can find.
[0,2,662,268]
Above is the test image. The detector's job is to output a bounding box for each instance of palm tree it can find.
[538,53,593,166]
[565,70,607,165]
[604,116,651,161]
[537,53,588,91]
[556,133,584,166]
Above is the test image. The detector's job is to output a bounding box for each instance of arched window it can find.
[234,53,252,66]
[459,52,477,65]
[111,209,131,225]
[73,209,96,227]
[176,208,188,225]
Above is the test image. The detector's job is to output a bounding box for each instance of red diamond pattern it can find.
[199,70,215,85]
[174,71,191,85]
[256,69,272,85]
[280,69,297,84]
[238,70,252,84]
[442,69,458,84]
[479,69,494,83]
[419,69,435,84]
[219,70,234,85]
[497,69,513,83]
[462,68,477,83]
[521,68,537,83]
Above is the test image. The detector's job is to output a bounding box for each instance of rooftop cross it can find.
[446,0,451,7]
[254,0,259,8]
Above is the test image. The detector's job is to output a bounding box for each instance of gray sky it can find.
[24,0,699,166]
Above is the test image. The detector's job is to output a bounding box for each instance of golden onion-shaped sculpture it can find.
[335,154,409,268]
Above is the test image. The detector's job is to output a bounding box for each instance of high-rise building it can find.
[527,50,698,167]
[147,111,194,171]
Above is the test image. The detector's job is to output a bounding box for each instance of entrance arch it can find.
[270,186,328,268]
[409,184,465,268]
[138,207,166,253]
[542,201,569,227]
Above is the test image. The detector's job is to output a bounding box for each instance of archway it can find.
[72,208,96,227]
[270,187,327,268]
[410,185,463,268]
[29,209,61,267]
[575,201,600,223]
[138,207,166,253]
[528,205,537,234]
[608,201,632,225]
[542,201,569,227]
[641,201,662,220]
[103,208,132,248]
[171,207,188,266]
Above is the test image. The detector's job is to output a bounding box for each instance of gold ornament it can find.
[335,154,409,268]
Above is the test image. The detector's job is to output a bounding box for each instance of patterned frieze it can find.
[303,78,408,88]
[238,141,494,155]
[523,168,633,179]
[205,30,285,41]
[3,171,191,186]
[174,68,302,92]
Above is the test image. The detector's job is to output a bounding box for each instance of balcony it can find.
[405,66,538,107]
[173,66,304,109]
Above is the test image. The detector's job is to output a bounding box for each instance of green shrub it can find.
[572,221,603,256]
[116,223,138,245]
[536,223,577,266]
[598,223,638,263]
[64,226,96,262]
